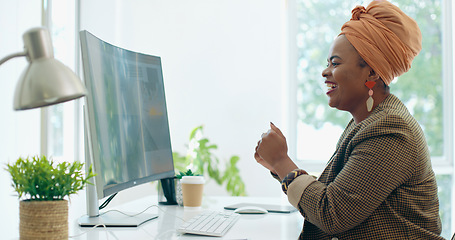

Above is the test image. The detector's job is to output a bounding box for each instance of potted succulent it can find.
[175,169,201,179]
[173,125,246,196]
[5,155,94,240]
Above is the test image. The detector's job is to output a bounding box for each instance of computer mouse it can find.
[234,206,268,214]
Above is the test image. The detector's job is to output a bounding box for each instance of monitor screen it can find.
[80,30,175,200]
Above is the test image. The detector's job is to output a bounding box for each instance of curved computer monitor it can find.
[78,30,175,227]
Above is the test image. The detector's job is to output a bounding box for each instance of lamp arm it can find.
[0,52,27,66]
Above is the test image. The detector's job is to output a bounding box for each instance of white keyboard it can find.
[178,211,240,237]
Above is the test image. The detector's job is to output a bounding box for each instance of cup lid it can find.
[181,176,205,184]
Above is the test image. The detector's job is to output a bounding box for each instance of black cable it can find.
[99,192,118,210]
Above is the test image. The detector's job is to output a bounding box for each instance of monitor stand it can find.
[78,211,158,227]
[78,173,158,227]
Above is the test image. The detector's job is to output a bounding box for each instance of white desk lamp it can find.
[0,27,86,110]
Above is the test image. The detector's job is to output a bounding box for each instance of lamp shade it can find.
[12,27,86,110]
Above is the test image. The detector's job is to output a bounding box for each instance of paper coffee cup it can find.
[181,176,205,208]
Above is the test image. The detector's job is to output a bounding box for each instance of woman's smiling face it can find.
[322,35,372,115]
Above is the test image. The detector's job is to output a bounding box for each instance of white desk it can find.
[68,195,303,240]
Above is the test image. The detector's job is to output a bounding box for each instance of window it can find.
[44,0,80,163]
[289,0,452,238]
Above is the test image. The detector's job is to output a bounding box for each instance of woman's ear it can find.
[368,69,380,82]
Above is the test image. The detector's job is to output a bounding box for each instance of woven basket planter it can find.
[19,200,68,240]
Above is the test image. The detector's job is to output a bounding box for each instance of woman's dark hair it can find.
[359,57,368,68]
[359,57,389,91]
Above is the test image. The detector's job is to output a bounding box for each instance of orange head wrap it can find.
[340,0,422,85]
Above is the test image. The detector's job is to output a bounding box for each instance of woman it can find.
[254,1,443,239]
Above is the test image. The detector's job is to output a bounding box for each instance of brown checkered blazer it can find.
[288,94,443,239]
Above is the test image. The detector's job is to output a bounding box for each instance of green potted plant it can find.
[173,125,246,196]
[175,169,201,179]
[5,155,94,240]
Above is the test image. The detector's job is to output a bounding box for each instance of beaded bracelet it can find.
[281,169,308,195]
[270,171,280,180]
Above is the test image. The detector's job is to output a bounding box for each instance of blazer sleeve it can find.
[290,115,419,235]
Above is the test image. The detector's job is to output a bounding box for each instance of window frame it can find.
[41,0,83,163]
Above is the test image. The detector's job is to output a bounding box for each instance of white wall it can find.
[80,0,286,198]
[0,0,286,237]
[0,0,42,238]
